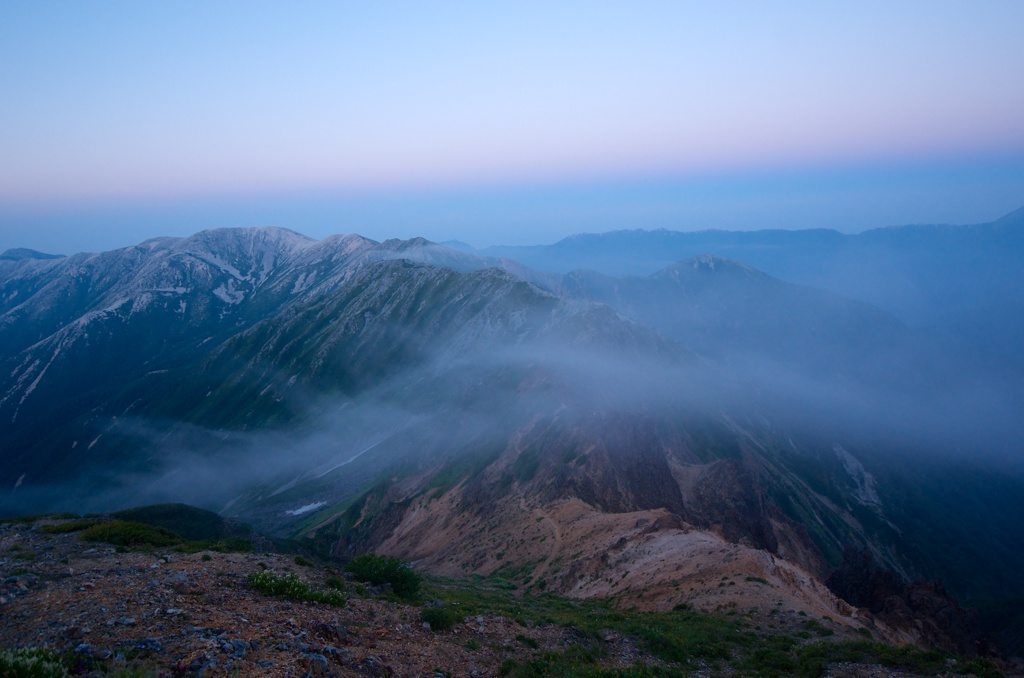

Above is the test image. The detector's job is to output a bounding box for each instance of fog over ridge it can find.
[2,220,1023,631]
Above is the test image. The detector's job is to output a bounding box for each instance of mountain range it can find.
[463,207,1024,371]
[2,209,1023,655]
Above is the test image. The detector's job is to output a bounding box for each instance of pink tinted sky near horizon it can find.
[1,1,1023,250]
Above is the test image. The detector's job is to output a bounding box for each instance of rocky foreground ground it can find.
[1,517,1017,677]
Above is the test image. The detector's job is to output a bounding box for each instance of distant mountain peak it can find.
[688,254,748,270]
[439,239,475,252]
[992,204,1024,229]
[657,254,759,277]
[558,228,673,243]
[187,225,316,247]
[380,236,435,250]
[0,247,64,261]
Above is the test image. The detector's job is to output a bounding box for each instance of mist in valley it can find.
[3,212,1024,657]
[7,272,1021,517]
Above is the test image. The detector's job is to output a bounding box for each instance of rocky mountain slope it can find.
[2,512,1013,677]
[1,226,1022,659]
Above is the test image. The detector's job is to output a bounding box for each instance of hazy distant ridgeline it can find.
[468,206,1024,364]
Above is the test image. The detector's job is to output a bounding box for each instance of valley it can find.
[1,211,1023,670]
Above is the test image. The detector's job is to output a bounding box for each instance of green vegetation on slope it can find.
[111,503,239,541]
[27,505,256,554]
[246,570,347,607]
[344,552,422,598]
[416,574,1004,678]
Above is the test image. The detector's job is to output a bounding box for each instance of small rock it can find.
[422,622,432,631]
[305,653,329,670]
[74,643,92,654]
[317,622,347,643]
[137,638,162,652]
[171,572,189,593]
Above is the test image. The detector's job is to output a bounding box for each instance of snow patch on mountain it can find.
[12,338,68,420]
[213,281,245,305]
[191,251,246,281]
[285,501,326,516]
[834,444,881,508]
[291,271,316,294]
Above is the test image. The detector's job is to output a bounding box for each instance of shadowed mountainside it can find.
[2,225,1023,655]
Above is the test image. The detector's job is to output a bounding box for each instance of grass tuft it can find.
[246,570,347,607]
[421,605,460,631]
[0,647,68,678]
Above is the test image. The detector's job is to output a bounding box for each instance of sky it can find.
[1,1,1023,253]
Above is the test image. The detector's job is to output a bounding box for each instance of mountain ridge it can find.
[1,225,1022,656]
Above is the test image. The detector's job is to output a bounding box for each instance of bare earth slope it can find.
[3,517,1014,677]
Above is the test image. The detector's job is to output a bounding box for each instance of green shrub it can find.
[0,512,78,525]
[344,553,421,598]
[496,648,613,678]
[79,521,182,548]
[294,555,314,567]
[516,634,540,649]
[112,503,234,541]
[421,605,459,631]
[37,520,103,534]
[246,571,346,607]
[0,647,68,677]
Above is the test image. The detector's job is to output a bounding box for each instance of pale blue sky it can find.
[1,1,1023,252]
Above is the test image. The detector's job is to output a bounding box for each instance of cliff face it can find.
[828,547,984,656]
